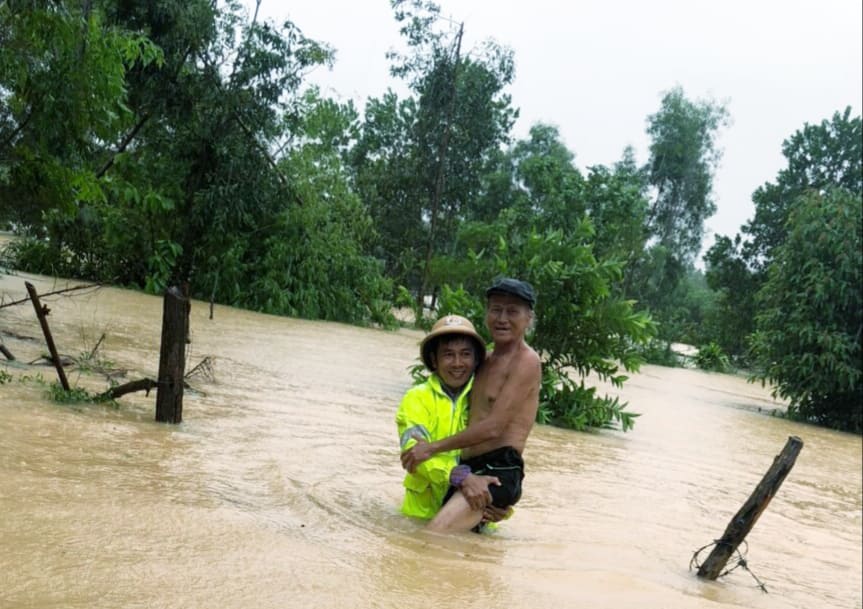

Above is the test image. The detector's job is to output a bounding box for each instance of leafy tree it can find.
[643,86,728,265]
[705,108,862,359]
[352,0,516,297]
[702,235,759,357]
[587,146,650,263]
[622,87,728,347]
[237,91,395,326]
[743,107,862,268]
[750,189,862,432]
[351,91,424,286]
[0,1,163,227]
[506,123,584,228]
[469,124,649,266]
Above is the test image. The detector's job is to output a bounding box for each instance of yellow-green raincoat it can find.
[395,374,472,519]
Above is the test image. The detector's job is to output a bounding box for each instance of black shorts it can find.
[444,446,525,508]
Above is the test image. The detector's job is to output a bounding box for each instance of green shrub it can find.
[540,367,639,431]
[694,341,730,372]
[46,383,98,404]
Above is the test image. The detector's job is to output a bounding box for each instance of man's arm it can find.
[396,388,456,486]
[401,352,540,472]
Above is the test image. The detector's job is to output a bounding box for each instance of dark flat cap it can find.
[485,277,536,309]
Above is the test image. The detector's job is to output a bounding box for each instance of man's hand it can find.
[400,439,435,473]
[481,504,513,524]
[460,473,500,511]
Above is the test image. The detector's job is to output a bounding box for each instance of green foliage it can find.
[407,361,429,385]
[46,382,99,405]
[414,119,658,432]
[644,87,728,265]
[585,149,650,262]
[433,284,487,332]
[14,367,116,407]
[625,88,728,346]
[13,372,98,405]
[511,229,655,386]
[7,1,822,438]
[703,235,759,358]
[750,188,862,433]
[350,92,421,284]
[223,90,395,327]
[705,108,862,362]
[353,0,516,295]
[0,369,11,384]
[694,342,730,372]
[0,1,163,226]
[638,340,682,368]
[744,107,862,267]
[145,240,183,294]
[540,367,639,432]
[15,372,45,385]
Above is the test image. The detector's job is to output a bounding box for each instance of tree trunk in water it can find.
[697,436,804,580]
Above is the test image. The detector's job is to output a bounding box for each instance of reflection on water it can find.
[1,271,861,609]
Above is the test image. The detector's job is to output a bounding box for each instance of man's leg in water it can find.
[426,490,484,533]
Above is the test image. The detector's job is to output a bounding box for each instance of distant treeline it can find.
[1,1,859,432]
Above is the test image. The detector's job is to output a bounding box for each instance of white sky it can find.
[251,0,862,263]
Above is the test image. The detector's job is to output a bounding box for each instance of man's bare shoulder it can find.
[514,343,541,376]
[517,342,540,363]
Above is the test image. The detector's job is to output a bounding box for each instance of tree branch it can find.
[95,113,151,178]
[0,106,35,155]
[98,378,158,401]
[0,283,101,309]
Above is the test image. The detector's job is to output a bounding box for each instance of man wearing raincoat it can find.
[396,315,489,519]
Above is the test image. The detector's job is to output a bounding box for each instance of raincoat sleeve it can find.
[395,387,454,488]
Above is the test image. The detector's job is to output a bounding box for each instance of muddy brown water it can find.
[1,271,860,609]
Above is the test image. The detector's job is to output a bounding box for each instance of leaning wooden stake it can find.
[0,342,14,361]
[697,436,804,580]
[25,281,70,391]
[155,286,188,424]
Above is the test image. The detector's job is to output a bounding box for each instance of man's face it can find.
[486,293,532,343]
[433,336,477,390]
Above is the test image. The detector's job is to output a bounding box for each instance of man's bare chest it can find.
[472,360,511,411]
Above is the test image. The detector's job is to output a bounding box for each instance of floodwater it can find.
[1,271,860,609]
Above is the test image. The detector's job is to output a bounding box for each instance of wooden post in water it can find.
[697,435,804,580]
[155,286,188,424]
[24,281,70,391]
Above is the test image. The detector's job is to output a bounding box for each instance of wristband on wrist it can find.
[449,464,471,488]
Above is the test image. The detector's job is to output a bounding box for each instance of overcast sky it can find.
[252,0,862,263]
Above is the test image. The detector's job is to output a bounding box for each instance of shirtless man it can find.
[400,278,542,533]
